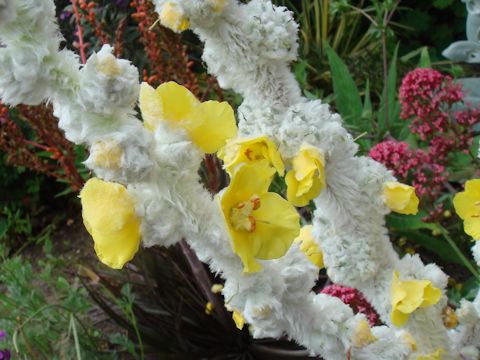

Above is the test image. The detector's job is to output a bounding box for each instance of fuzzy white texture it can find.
[156,0,302,109]
[471,241,480,266]
[78,45,140,116]
[449,295,480,359]
[1,0,476,358]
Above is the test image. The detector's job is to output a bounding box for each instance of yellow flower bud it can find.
[92,140,123,170]
[232,310,245,330]
[352,320,377,347]
[160,2,189,33]
[383,181,419,215]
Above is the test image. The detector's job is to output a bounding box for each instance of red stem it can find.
[71,0,87,64]
[205,154,218,193]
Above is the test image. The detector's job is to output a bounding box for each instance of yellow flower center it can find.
[96,54,121,77]
[244,143,268,162]
[230,195,261,232]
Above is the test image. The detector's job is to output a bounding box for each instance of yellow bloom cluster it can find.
[453,179,480,239]
[390,271,441,327]
[286,144,325,207]
[217,136,325,271]
[139,81,237,154]
[219,162,300,273]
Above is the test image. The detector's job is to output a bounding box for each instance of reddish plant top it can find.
[321,284,380,326]
[371,68,480,220]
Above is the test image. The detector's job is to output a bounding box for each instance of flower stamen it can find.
[230,195,261,232]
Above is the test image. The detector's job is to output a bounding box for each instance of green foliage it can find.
[0,243,117,359]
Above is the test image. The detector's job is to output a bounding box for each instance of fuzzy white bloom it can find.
[1,0,478,358]
[472,241,480,266]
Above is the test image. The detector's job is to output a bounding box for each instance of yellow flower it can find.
[219,162,300,273]
[232,310,245,330]
[285,144,325,207]
[159,2,189,32]
[442,306,458,329]
[217,136,284,176]
[139,81,237,154]
[453,179,480,239]
[383,181,419,215]
[211,284,224,294]
[205,302,214,315]
[80,178,141,269]
[401,332,417,351]
[352,320,377,347]
[96,53,121,77]
[417,348,443,360]
[91,140,123,170]
[390,271,441,327]
[294,225,324,268]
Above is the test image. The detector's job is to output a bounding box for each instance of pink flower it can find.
[321,284,380,326]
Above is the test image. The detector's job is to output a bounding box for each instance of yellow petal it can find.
[286,170,324,207]
[140,81,200,132]
[232,311,245,330]
[219,162,275,273]
[252,192,300,260]
[139,82,164,131]
[420,283,442,307]
[390,271,441,327]
[92,140,123,170]
[186,100,237,153]
[464,217,480,240]
[230,230,262,273]
[159,2,189,32]
[293,145,323,181]
[220,162,275,213]
[417,348,444,360]
[465,179,480,194]
[453,191,478,220]
[401,332,417,351]
[218,136,284,176]
[395,281,429,313]
[80,178,141,269]
[383,182,419,215]
[391,308,409,327]
[155,81,199,124]
[295,225,324,268]
[352,320,377,347]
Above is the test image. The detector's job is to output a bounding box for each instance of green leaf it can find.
[326,46,363,127]
[433,0,454,9]
[397,230,464,265]
[418,47,432,68]
[0,217,7,240]
[386,213,438,231]
[378,44,399,134]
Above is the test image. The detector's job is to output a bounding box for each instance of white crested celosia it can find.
[2,0,480,359]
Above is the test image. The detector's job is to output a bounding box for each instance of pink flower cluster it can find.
[370,68,479,218]
[321,284,380,326]
[399,68,463,140]
[369,140,447,200]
